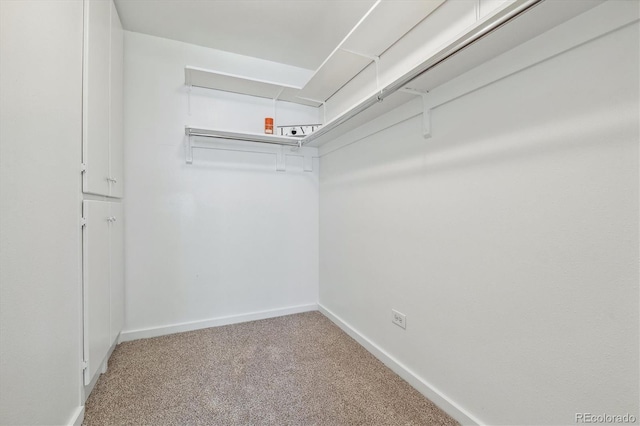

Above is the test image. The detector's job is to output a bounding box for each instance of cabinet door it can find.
[109,1,124,198]
[109,201,124,344]
[82,0,111,196]
[82,201,111,385]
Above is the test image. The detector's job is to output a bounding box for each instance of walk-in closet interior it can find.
[1,0,638,424]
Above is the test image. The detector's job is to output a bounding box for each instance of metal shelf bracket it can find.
[187,84,192,116]
[185,134,194,164]
[341,49,381,91]
[401,88,431,138]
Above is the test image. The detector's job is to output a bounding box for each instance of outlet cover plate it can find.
[392,309,406,329]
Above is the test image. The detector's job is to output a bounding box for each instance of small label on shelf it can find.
[277,124,322,137]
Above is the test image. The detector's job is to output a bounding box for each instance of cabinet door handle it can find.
[106,177,117,183]
[107,216,116,223]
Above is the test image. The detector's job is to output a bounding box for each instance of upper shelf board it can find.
[340,0,445,58]
[295,49,372,104]
[185,66,325,107]
[185,66,302,100]
[303,0,604,148]
[297,0,445,103]
[276,87,324,108]
[185,0,444,106]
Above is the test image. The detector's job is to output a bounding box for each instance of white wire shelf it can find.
[184,126,317,171]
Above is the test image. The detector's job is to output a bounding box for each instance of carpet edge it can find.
[318,303,483,426]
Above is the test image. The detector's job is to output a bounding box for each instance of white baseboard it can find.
[318,304,483,426]
[120,303,318,342]
[68,405,84,426]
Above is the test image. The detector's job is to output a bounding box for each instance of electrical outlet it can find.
[392,309,406,329]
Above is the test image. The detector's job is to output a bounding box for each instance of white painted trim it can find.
[83,360,101,402]
[68,406,84,426]
[318,304,483,426]
[120,304,319,342]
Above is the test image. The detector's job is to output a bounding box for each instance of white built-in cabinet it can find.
[109,201,124,346]
[83,0,123,198]
[82,0,124,386]
[109,0,124,198]
[82,200,123,384]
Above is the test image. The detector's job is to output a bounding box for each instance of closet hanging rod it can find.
[186,127,301,147]
[301,0,543,146]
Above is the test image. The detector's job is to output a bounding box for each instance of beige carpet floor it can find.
[84,311,458,426]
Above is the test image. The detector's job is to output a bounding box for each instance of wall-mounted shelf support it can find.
[184,126,315,171]
[342,49,381,91]
[185,133,194,164]
[187,84,192,116]
[401,88,431,138]
[273,87,286,127]
[322,102,326,124]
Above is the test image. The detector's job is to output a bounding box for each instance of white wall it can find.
[319,3,639,425]
[122,32,320,337]
[0,1,83,425]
